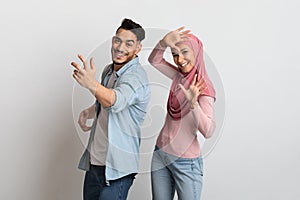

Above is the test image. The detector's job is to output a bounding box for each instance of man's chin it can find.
[113,60,128,66]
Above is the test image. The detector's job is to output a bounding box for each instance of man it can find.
[71,18,150,200]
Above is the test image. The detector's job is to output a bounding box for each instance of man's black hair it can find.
[116,18,145,41]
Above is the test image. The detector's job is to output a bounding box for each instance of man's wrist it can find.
[88,80,99,96]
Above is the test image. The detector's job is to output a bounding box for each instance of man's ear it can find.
[135,43,142,55]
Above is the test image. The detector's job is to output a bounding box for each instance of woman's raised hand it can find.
[160,27,191,52]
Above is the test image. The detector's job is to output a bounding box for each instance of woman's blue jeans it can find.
[151,147,203,200]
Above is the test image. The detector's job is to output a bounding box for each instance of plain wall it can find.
[1,0,299,199]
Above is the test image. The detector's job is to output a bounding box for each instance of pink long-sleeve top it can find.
[148,42,216,158]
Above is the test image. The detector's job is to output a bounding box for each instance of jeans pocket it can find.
[191,158,203,177]
[198,158,203,176]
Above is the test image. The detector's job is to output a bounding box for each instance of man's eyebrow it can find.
[125,40,135,43]
[115,36,135,43]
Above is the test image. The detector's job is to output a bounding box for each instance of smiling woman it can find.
[148,27,216,200]
[171,44,195,73]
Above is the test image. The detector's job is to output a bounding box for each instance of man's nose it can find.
[116,42,126,52]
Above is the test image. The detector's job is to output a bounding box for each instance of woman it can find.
[148,27,216,200]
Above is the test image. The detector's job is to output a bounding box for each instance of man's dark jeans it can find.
[83,165,135,200]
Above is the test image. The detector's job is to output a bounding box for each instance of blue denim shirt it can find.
[78,57,150,183]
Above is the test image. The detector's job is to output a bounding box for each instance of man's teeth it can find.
[116,52,124,56]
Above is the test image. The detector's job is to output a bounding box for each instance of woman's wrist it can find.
[190,100,199,109]
[158,39,167,48]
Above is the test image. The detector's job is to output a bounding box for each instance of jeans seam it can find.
[117,178,124,200]
[191,159,197,200]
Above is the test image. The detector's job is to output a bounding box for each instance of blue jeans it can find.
[83,165,135,200]
[151,147,203,200]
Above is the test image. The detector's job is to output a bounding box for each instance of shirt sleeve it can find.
[107,75,147,113]
[148,41,179,79]
[191,96,216,138]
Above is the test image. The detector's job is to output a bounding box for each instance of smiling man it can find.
[71,18,150,200]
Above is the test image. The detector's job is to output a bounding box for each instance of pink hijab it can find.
[167,34,216,120]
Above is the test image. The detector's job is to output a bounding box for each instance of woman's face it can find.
[172,43,195,73]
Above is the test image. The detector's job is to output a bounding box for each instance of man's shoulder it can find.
[123,62,148,79]
[117,64,149,91]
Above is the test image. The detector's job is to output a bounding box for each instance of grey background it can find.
[1,0,299,199]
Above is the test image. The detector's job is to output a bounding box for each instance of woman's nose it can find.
[178,54,184,63]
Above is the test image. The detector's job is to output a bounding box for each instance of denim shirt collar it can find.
[108,57,139,78]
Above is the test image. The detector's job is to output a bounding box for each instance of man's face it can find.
[111,28,142,68]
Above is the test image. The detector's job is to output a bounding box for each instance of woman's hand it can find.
[178,74,207,109]
[160,27,191,52]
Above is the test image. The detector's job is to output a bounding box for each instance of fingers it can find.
[178,84,189,96]
[176,26,185,32]
[71,61,84,83]
[191,74,197,86]
[77,54,95,70]
[175,27,191,40]
[90,57,95,70]
[196,77,205,87]
[181,30,191,35]
[180,30,191,38]
[178,28,192,42]
[78,110,92,132]
[78,54,88,69]
[180,37,191,42]
[195,76,207,94]
[80,124,92,132]
[71,55,95,79]
[72,73,78,81]
[201,86,208,94]
[71,61,82,72]
[79,119,92,131]
[73,69,81,79]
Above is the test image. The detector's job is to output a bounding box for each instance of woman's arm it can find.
[148,41,178,79]
[191,96,216,139]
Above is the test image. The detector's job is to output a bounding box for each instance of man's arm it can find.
[71,54,116,108]
[107,75,148,113]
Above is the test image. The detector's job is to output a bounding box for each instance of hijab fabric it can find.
[167,34,216,120]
